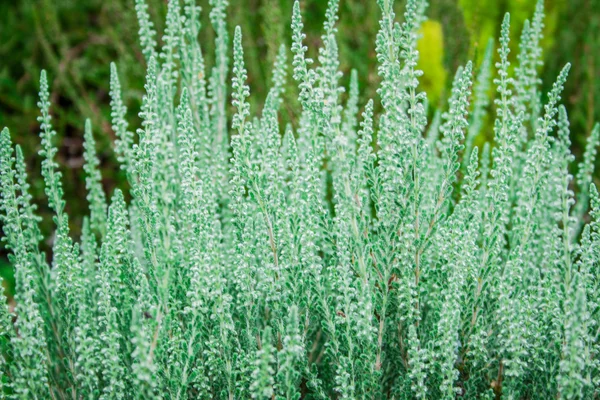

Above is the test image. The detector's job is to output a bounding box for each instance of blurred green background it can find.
[0,0,599,298]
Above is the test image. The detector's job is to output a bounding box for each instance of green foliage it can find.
[0,0,596,263]
[0,0,599,398]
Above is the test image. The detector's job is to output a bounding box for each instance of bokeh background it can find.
[0,0,599,298]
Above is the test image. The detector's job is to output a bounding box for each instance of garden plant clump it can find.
[1,0,599,398]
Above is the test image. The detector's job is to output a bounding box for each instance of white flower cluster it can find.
[0,0,598,398]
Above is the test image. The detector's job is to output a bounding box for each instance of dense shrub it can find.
[1,0,599,398]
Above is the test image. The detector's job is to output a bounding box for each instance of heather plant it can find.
[0,0,599,399]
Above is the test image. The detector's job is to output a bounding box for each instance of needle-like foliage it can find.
[0,0,598,398]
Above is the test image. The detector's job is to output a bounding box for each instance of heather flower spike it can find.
[0,0,597,398]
